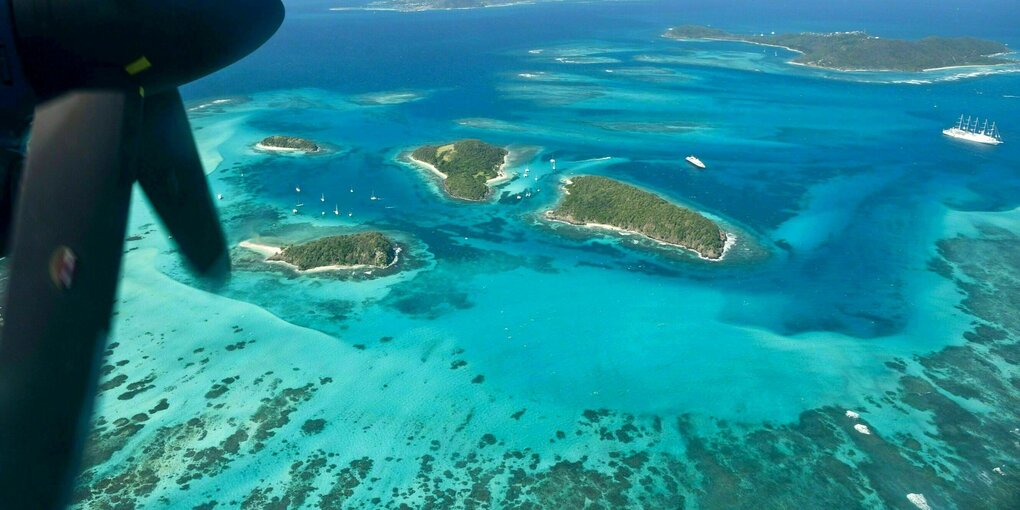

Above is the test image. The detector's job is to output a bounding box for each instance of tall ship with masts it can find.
[943,115,1003,145]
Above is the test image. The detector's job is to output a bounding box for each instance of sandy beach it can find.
[485,153,511,185]
[254,143,322,154]
[544,212,735,262]
[666,34,805,56]
[408,154,449,180]
[239,240,401,273]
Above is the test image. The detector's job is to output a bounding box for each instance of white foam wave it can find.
[906,493,931,510]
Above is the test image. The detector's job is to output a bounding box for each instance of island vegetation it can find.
[267,232,399,271]
[411,139,509,201]
[548,175,727,260]
[664,25,1013,72]
[255,135,322,153]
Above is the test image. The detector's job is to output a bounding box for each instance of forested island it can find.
[255,136,322,153]
[242,233,400,272]
[548,176,728,260]
[410,140,509,201]
[664,25,1012,72]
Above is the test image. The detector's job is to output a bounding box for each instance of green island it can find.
[411,139,509,201]
[664,25,1013,72]
[269,232,399,271]
[548,175,728,260]
[255,135,322,153]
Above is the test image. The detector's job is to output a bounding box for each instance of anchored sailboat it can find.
[943,115,1003,145]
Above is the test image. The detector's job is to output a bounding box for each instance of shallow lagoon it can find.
[73,1,1020,507]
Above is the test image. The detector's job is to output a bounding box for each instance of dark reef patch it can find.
[116,373,157,401]
[302,419,327,435]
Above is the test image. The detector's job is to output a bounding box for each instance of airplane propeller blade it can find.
[0,90,142,509]
[0,150,23,256]
[137,89,229,280]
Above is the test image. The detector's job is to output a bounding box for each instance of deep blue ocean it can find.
[73,1,1020,508]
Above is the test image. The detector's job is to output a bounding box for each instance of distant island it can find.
[255,136,322,154]
[664,25,1013,72]
[240,232,400,272]
[547,175,729,260]
[409,140,509,201]
[332,0,566,12]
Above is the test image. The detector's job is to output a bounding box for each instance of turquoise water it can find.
[73,1,1020,508]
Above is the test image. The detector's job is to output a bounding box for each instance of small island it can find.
[664,25,1013,72]
[255,135,322,154]
[241,232,400,272]
[410,139,509,201]
[547,175,729,260]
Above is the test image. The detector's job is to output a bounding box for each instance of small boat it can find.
[320,193,325,202]
[550,158,557,170]
[370,191,378,201]
[296,203,304,207]
[349,187,354,193]
[348,212,353,217]
[292,208,298,214]
[321,211,326,216]
[217,193,224,200]
[295,186,301,193]
[685,155,707,169]
[516,194,522,200]
[334,204,340,215]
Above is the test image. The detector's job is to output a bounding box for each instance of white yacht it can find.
[943,115,1003,145]
[685,155,706,169]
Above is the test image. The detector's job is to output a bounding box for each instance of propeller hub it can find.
[11,0,285,99]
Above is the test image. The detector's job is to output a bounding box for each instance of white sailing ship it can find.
[943,115,1003,145]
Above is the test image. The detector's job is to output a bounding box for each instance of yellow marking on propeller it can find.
[125,56,152,76]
